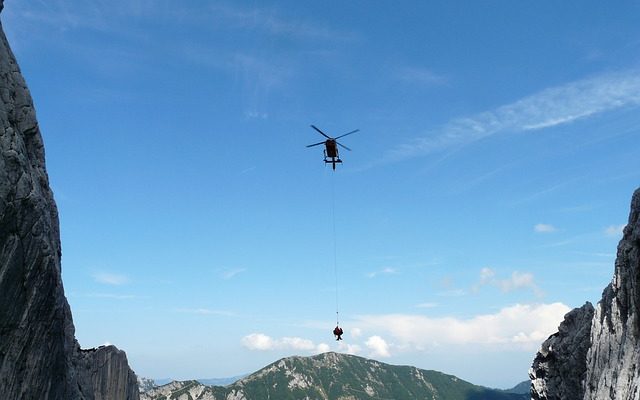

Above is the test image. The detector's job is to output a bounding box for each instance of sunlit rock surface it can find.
[0,2,139,398]
[531,188,640,400]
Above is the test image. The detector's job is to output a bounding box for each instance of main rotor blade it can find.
[310,125,332,139]
[306,141,325,148]
[335,129,359,139]
[336,141,351,151]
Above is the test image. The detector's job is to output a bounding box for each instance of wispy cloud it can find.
[571,251,615,258]
[231,52,295,119]
[7,1,355,43]
[92,272,130,286]
[83,293,140,300]
[415,302,438,309]
[6,1,111,34]
[473,268,542,297]
[180,46,293,118]
[174,308,236,316]
[244,111,269,119]
[534,223,557,233]
[395,66,447,86]
[604,224,626,237]
[385,69,640,162]
[509,177,582,206]
[436,289,466,297]
[366,267,398,278]
[208,2,355,42]
[220,267,247,280]
[497,272,540,294]
[558,204,596,213]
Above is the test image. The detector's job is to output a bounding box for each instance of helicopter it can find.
[306,125,360,170]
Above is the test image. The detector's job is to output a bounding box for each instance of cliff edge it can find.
[0,2,139,398]
[530,187,640,400]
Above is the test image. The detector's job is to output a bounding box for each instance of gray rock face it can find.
[0,6,139,400]
[74,347,140,400]
[530,188,640,400]
[583,189,640,400]
[530,303,594,400]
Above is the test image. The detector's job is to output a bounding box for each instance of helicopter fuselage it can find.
[324,140,341,170]
[324,140,339,158]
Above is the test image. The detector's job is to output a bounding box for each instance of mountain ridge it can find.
[141,352,528,400]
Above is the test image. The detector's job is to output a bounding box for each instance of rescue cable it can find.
[331,172,339,326]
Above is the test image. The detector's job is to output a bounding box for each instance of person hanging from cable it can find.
[333,325,344,341]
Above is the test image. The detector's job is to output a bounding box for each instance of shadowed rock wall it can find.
[0,3,139,399]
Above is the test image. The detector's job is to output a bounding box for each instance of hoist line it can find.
[331,171,339,326]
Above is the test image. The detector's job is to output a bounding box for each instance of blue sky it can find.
[4,0,640,389]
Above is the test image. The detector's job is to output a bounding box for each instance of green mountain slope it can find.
[141,352,528,400]
[503,380,530,394]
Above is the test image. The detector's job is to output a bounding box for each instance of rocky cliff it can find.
[0,2,139,399]
[530,187,640,400]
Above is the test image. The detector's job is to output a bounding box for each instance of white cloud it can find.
[365,336,391,358]
[350,327,363,338]
[92,272,130,285]
[281,337,315,351]
[337,342,362,355]
[385,69,640,161]
[315,343,331,354]
[241,334,320,352]
[474,268,542,296]
[366,267,398,278]
[241,333,274,350]
[479,267,495,283]
[534,223,556,233]
[355,303,569,350]
[498,271,538,293]
[604,224,626,237]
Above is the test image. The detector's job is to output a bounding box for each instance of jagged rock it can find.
[529,303,594,400]
[0,4,138,399]
[138,376,157,393]
[530,188,640,400]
